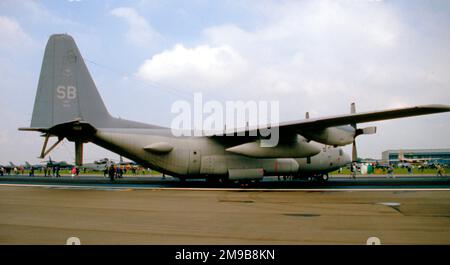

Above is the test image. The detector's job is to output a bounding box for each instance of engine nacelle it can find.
[302,126,355,146]
[225,136,321,158]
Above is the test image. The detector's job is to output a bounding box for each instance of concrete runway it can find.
[1,174,449,189]
[0,175,449,244]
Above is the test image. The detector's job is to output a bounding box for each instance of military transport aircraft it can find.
[19,34,450,183]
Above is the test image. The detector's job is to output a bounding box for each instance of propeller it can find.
[350,103,358,162]
[350,102,377,162]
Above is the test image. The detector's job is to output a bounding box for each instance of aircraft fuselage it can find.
[92,128,349,179]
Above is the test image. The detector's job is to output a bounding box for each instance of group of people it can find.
[0,166,63,177]
[44,166,62,177]
[0,167,12,176]
[0,166,24,176]
[105,164,124,181]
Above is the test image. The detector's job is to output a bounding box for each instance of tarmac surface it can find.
[0,175,449,244]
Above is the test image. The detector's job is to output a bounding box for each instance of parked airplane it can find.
[19,34,450,182]
[25,161,45,170]
[80,158,111,172]
[43,157,74,169]
[8,162,20,168]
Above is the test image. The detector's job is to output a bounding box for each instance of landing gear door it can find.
[188,150,201,175]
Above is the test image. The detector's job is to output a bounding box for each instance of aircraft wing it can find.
[279,104,450,132]
[237,104,450,135]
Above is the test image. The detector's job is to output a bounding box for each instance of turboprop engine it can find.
[302,103,377,161]
[301,126,356,146]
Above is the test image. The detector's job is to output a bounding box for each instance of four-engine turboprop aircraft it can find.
[19,34,450,182]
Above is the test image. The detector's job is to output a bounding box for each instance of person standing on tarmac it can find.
[351,163,357,179]
[117,166,123,178]
[437,165,445,177]
[56,166,61,177]
[71,167,77,178]
[108,164,116,181]
[387,164,394,178]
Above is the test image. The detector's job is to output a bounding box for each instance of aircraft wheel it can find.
[321,174,329,182]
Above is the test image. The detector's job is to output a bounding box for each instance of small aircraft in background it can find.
[43,157,74,169]
[24,161,45,170]
[80,158,111,172]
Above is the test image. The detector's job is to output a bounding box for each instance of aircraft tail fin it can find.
[25,34,161,133]
[30,34,111,130]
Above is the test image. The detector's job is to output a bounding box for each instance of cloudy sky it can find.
[0,0,449,165]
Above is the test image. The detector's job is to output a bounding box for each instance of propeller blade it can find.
[352,140,358,162]
[350,102,357,130]
[355,126,377,137]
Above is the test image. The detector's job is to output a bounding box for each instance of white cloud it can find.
[111,7,161,47]
[137,44,249,90]
[135,0,450,111]
[0,16,32,51]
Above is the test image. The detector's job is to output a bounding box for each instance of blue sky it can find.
[1,0,449,164]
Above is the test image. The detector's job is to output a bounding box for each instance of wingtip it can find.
[421,104,450,111]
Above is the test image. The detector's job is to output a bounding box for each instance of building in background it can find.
[381,149,450,166]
